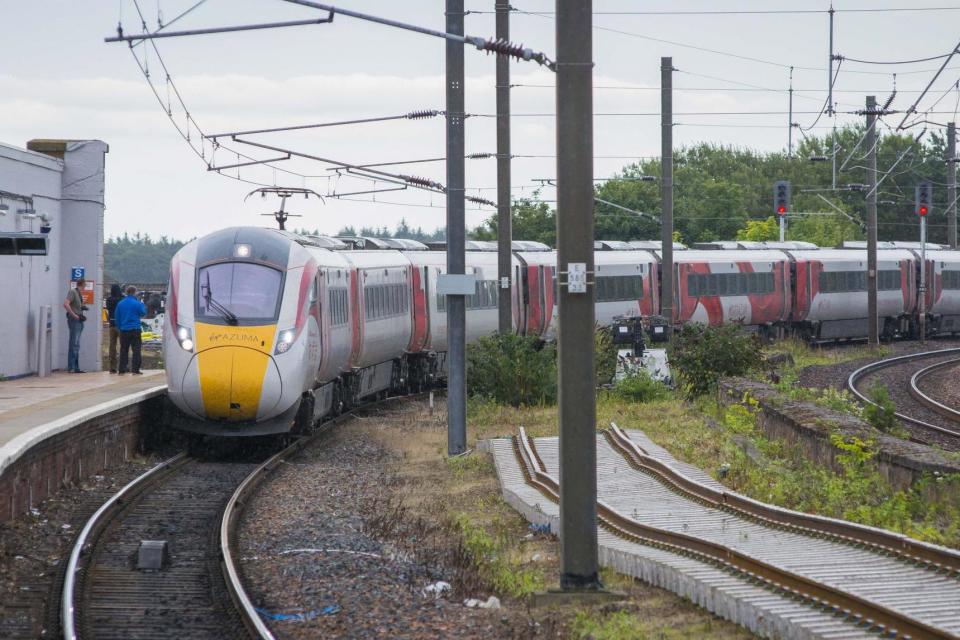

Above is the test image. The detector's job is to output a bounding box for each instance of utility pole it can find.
[788,67,794,159]
[828,6,837,190]
[496,0,513,333]
[948,122,957,248]
[446,0,467,455]
[866,95,879,347]
[660,57,674,326]
[556,0,600,591]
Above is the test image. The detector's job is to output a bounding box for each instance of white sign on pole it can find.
[567,263,587,294]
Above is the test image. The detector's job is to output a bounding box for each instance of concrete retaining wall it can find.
[719,378,960,490]
[0,395,162,524]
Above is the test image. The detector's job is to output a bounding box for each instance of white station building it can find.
[0,139,108,378]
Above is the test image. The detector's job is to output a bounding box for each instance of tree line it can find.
[472,125,953,247]
[104,234,186,285]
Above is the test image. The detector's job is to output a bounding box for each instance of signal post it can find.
[917,181,932,344]
[774,180,790,241]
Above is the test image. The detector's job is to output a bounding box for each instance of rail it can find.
[61,452,189,640]
[513,427,956,640]
[909,357,960,425]
[605,423,960,573]
[847,347,960,438]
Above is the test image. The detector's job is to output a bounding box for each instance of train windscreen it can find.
[196,262,283,325]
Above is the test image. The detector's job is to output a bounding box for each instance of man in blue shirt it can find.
[115,285,147,374]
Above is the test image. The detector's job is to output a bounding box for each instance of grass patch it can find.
[452,513,545,599]
[570,608,737,640]
[766,337,889,372]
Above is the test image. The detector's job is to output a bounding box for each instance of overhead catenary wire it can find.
[125,0,312,187]
[896,39,960,129]
[468,6,960,15]
[204,110,444,140]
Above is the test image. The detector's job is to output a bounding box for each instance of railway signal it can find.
[915,181,932,217]
[774,180,790,241]
[773,180,791,216]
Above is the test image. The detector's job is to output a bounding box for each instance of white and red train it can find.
[163,227,960,436]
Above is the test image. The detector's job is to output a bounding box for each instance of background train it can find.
[163,227,960,436]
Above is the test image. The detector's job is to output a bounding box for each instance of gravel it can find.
[919,361,960,411]
[237,416,545,640]
[0,456,162,639]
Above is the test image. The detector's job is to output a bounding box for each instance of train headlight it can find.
[274,328,296,355]
[176,326,194,352]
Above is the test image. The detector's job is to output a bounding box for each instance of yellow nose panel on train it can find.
[194,323,276,421]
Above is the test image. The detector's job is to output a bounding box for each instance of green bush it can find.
[863,382,898,433]
[614,369,671,403]
[466,333,557,406]
[668,324,763,397]
[594,326,617,387]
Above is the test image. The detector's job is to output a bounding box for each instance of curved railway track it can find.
[513,425,960,639]
[61,395,417,640]
[847,348,960,447]
[910,357,960,425]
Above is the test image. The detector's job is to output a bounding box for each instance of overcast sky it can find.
[3,1,960,240]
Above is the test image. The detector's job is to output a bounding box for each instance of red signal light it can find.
[919,206,928,216]
[777,206,786,214]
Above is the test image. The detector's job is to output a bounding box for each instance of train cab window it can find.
[196,262,282,325]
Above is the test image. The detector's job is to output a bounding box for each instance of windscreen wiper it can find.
[202,277,239,325]
[206,295,239,325]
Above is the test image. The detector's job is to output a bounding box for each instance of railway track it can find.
[60,395,419,640]
[847,348,960,447]
[512,425,960,639]
[910,357,960,425]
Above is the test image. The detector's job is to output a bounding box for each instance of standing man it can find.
[115,285,147,375]
[105,284,123,373]
[63,278,87,373]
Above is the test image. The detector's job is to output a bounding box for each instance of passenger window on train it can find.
[945,270,960,289]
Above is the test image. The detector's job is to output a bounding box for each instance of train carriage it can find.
[593,248,659,326]
[786,249,917,340]
[923,249,960,335]
[659,249,791,332]
[339,249,415,402]
[165,227,339,435]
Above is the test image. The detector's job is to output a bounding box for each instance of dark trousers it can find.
[107,326,120,371]
[118,330,142,373]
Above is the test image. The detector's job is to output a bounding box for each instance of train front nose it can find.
[183,324,283,422]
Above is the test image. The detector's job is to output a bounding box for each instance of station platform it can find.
[0,371,165,450]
